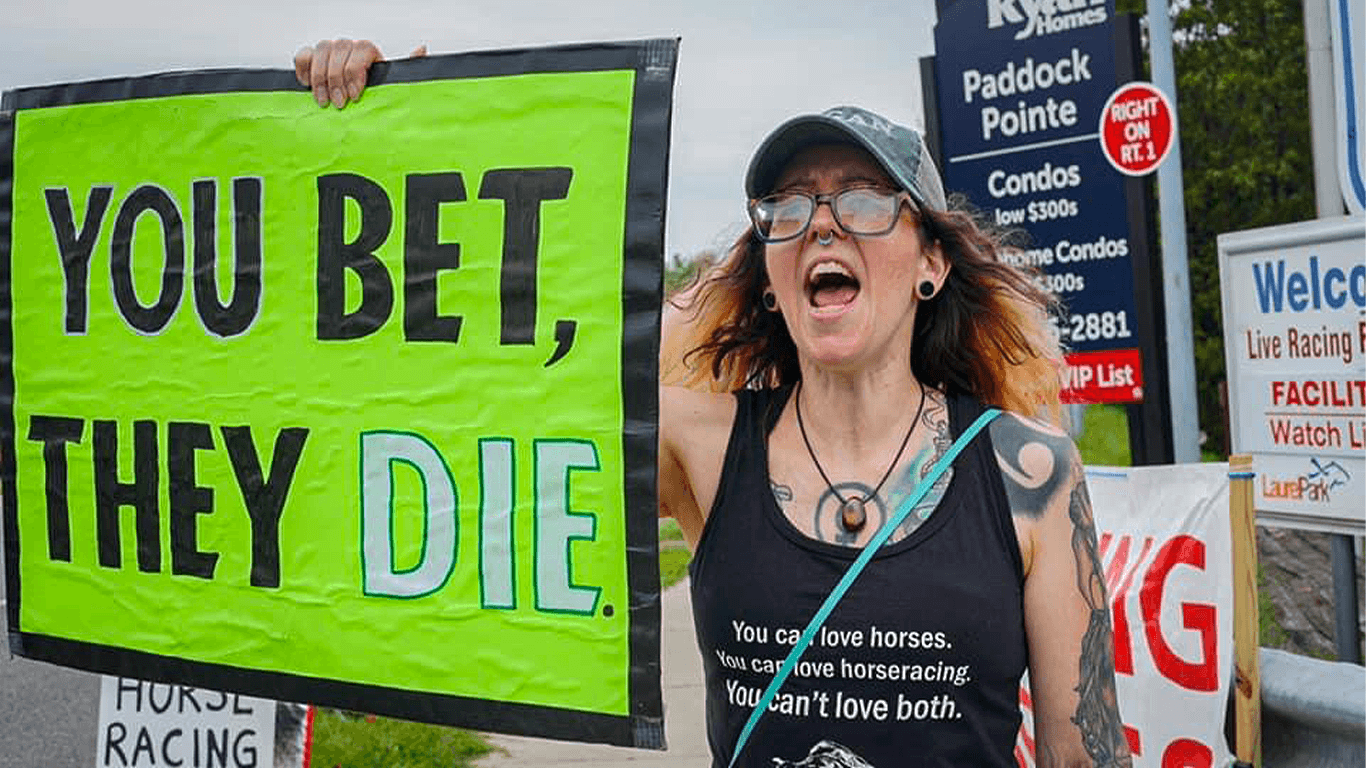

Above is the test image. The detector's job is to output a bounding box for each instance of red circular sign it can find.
[1098,82,1174,176]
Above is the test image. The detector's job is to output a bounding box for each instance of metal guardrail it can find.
[1260,648,1364,767]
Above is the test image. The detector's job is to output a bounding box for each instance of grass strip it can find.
[1076,404,1132,466]
[309,709,495,768]
[660,545,692,590]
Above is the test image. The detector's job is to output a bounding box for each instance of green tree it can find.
[1169,0,1317,454]
[664,250,718,297]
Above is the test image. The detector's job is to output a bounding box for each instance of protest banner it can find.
[2,39,677,748]
[1016,464,1235,767]
[96,676,296,768]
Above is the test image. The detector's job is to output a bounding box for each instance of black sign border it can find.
[0,39,674,749]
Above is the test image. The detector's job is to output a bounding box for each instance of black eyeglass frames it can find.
[746,186,914,243]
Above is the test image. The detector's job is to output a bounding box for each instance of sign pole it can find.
[1229,455,1262,767]
[1304,0,1362,666]
[1331,535,1361,663]
[1144,0,1202,463]
[1304,0,1348,216]
[1112,14,1172,466]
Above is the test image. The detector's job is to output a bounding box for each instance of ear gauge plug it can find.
[917,280,936,300]
[763,289,778,311]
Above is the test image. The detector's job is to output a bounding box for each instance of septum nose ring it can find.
[816,231,834,246]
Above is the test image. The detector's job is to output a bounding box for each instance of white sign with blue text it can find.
[1219,215,1366,534]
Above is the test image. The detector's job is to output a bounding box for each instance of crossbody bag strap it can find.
[727,407,1002,767]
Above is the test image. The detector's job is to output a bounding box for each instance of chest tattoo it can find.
[772,393,954,546]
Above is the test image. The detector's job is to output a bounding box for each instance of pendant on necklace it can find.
[840,497,867,533]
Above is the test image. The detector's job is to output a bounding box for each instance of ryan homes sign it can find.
[927,0,1163,417]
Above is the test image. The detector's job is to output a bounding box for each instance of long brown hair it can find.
[662,200,1066,425]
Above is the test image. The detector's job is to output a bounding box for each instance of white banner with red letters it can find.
[1016,463,1234,768]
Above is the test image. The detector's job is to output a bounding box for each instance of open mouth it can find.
[806,260,860,309]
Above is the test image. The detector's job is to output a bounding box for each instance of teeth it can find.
[808,260,853,281]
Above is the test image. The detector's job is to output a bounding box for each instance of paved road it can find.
[0,632,99,767]
[1,542,100,767]
[477,579,708,767]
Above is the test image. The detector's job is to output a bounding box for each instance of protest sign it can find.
[96,676,284,768]
[1016,464,1235,767]
[2,39,677,747]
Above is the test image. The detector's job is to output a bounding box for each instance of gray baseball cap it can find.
[744,106,947,213]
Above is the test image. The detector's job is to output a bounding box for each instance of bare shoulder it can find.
[987,410,1081,521]
[659,385,736,546]
[660,384,735,452]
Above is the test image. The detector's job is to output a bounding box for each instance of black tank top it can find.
[689,386,1026,768]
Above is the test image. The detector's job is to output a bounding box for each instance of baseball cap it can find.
[744,106,947,214]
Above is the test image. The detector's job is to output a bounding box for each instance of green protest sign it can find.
[1,39,675,748]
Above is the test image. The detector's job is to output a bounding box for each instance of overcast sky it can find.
[0,0,940,260]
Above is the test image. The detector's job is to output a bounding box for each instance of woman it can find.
[298,42,1132,768]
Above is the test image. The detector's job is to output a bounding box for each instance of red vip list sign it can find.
[1062,348,1145,404]
[1098,82,1175,176]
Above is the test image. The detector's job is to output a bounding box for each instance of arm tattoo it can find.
[1067,480,1132,766]
[991,414,1074,520]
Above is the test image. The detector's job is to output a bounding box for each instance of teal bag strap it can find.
[727,407,1002,768]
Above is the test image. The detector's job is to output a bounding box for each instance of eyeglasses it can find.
[747,186,912,243]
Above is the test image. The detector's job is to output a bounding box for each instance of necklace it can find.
[794,380,927,534]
